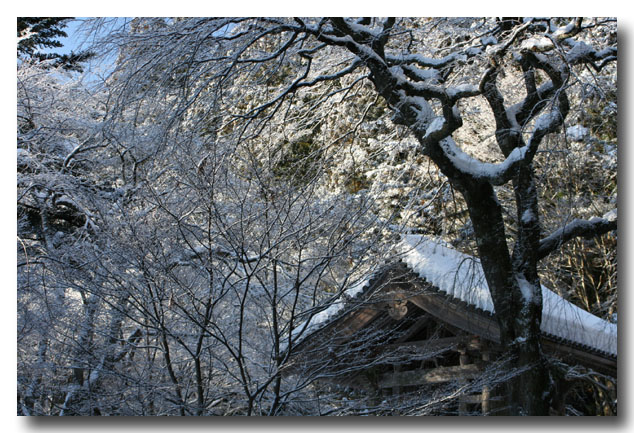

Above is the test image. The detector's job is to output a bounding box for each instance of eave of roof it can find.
[400,235,617,358]
[286,235,617,361]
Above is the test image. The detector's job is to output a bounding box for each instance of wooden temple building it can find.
[282,237,617,415]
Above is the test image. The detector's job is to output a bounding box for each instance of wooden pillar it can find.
[392,364,401,415]
[392,364,401,396]
[458,348,469,415]
[481,348,490,415]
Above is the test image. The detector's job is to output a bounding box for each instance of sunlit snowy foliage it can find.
[17,17,616,416]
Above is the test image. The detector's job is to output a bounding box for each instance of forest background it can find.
[6,1,632,431]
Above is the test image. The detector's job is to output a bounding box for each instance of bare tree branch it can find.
[538,214,617,260]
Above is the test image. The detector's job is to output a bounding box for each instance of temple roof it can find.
[287,236,617,365]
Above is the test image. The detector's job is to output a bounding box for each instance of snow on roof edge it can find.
[399,235,617,357]
[283,236,617,359]
[281,274,376,354]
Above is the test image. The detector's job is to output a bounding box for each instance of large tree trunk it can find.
[460,179,551,415]
[358,48,553,414]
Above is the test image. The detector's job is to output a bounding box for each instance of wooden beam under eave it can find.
[393,314,432,343]
[378,364,482,388]
[339,307,380,336]
[387,335,480,353]
[408,290,501,343]
[541,338,617,377]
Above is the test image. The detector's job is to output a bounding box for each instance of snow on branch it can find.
[566,43,617,71]
[436,136,529,186]
[538,212,617,260]
[520,18,583,53]
[385,52,467,69]
[528,108,565,148]
[518,18,616,72]
[429,102,565,184]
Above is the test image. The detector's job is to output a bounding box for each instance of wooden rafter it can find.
[378,364,482,388]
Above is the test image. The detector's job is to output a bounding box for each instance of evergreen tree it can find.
[17,17,93,72]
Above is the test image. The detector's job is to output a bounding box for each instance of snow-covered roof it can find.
[400,235,617,357]
[281,275,374,353]
[287,235,617,359]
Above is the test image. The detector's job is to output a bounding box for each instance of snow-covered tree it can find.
[17,17,94,71]
[17,17,617,416]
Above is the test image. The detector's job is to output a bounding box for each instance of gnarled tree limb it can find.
[538,214,617,260]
